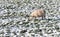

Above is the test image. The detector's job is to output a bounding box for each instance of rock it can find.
[20,29,27,33]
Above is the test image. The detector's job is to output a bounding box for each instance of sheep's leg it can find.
[42,15,46,20]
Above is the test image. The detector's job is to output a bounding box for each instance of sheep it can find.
[29,9,45,20]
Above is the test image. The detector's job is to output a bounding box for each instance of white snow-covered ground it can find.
[0,0,60,37]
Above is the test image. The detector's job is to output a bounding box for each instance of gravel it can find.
[0,0,60,37]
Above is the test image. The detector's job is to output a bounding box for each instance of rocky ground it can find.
[0,0,60,37]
